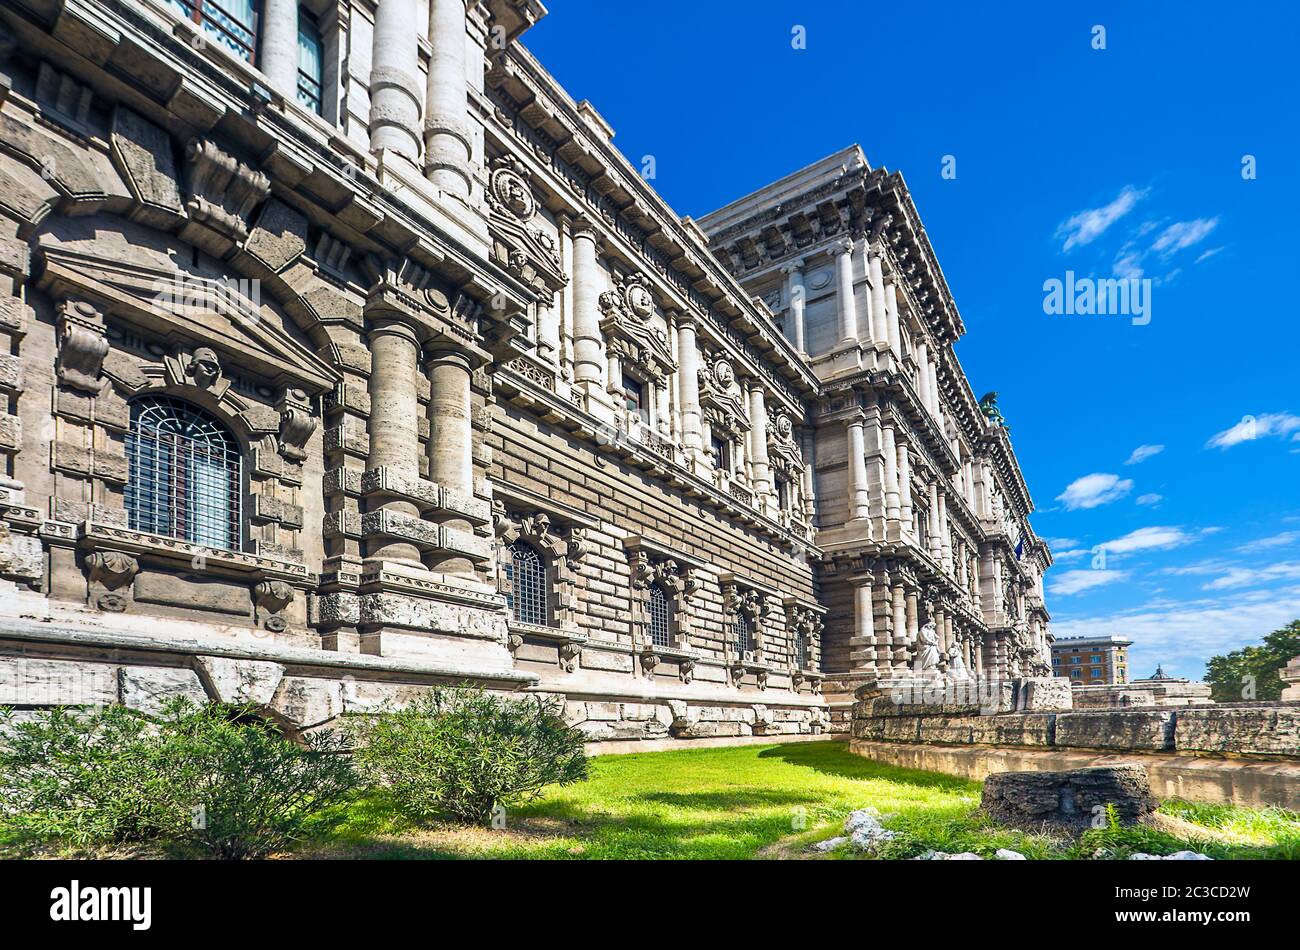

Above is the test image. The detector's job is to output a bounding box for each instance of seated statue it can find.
[914,621,942,675]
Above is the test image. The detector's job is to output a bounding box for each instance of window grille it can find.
[648,583,671,648]
[170,0,260,63]
[125,396,242,551]
[297,8,323,114]
[796,630,808,669]
[507,541,548,626]
[733,613,755,655]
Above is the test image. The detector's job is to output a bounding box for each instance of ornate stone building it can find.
[0,0,1051,745]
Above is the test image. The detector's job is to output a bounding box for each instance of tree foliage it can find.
[1204,619,1300,703]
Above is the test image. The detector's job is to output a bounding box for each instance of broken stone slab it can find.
[843,807,882,833]
[194,655,285,707]
[119,666,208,717]
[995,848,1027,860]
[808,836,848,853]
[914,850,983,860]
[849,825,896,853]
[981,764,1157,834]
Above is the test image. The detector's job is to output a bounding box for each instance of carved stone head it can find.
[713,360,735,390]
[189,347,222,389]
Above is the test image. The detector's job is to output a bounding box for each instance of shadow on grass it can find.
[757,741,979,793]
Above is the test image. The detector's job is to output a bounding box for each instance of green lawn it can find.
[308,741,1300,860]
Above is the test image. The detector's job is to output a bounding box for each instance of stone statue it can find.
[947,642,970,680]
[189,346,222,389]
[914,620,942,674]
[978,391,1009,431]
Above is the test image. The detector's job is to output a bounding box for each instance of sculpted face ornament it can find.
[713,360,735,390]
[491,163,536,220]
[776,414,793,440]
[626,283,654,320]
[189,347,222,388]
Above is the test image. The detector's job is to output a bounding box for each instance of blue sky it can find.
[524,1,1300,680]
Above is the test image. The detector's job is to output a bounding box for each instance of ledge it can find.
[0,616,537,686]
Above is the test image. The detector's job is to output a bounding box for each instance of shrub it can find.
[352,686,588,825]
[0,699,356,858]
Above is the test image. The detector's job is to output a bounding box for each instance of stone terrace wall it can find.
[852,699,1300,757]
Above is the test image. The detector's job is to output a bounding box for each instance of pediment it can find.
[37,244,337,395]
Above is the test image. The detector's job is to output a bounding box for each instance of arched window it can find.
[733,612,755,656]
[507,541,549,626]
[648,583,671,648]
[125,396,242,550]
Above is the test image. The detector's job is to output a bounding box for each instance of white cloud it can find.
[1098,525,1193,555]
[1125,444,1164,465]
[1151,217,1219,257]
[1203,562,1300,591]
[1056,473,1134,510]
[1053,549,1088,562]
[1113,248,1145,279]
[1195,246,1224,264]
[1050,569,1129,596]
[1136,493,1163,506]
[1051,586,1300,680]
[1056,186,1147,251]
[1206,412,1300,449]
[1235,532,1300,554]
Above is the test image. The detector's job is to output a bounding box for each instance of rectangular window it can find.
[171,0,261,63]
[711,435,730,472]
[297,7,324,115]
[622,372,646,422]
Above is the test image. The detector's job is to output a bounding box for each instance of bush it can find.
[0,699,356,858]
[352,686,588,825]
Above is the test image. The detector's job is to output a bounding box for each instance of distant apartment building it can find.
[1051,635,1131,685]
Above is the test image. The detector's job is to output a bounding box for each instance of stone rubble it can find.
[1128,850,1213,861]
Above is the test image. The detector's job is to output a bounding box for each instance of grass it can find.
[302,741,1299,860]
[6,741,1298,859]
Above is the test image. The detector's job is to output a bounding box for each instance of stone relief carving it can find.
[183,139,270,242]
[494,505,587,658]
[697,356,750,439]
[599,272,676,384]
[485,155,566,305]
[253,579,295,632]
[85,550,140,613]
[276,387,316,463]
[56,299,109,393]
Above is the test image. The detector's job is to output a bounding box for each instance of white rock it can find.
[995,848,1027,860]
[849,826,896,853]
[809,836,849,853]
[948,852,984,860]
[1129,850,1213,861]
[843,807,882,833]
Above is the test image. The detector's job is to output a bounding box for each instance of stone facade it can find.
[0,0,1050,744]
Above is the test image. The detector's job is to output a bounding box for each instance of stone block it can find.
[969,714,1055,747]
[981,765,1156,834]
[272,676,344,728]
[585,701,620,721]
[1054,710,1173,751]
[341,680,428,714]
[1174,706,1300,756]
[580,650,633,673]
[0,656,117,706]
[194,655,285,707]
[1015,677,1074,712]
[119,666,208,716]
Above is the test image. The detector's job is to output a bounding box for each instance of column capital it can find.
[829,235,854,257]
[781,258,807,277]
[570,214,602,244]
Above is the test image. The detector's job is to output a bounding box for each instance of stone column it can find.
[939,492,952,569]
[368,0,423,161]
[915,341,932,409]
[905,589,919,642]
[676,315,702,459]
[570,219,605,392]
[928,484,942,561]
[260,0,301,101]
[831,237,858,344]
[928,356,942,418]
[882,423,900,523]
[748,383,772,510]
[426,350,475,575]
[424,0,472,198]
[897,441,913,529]
[849,578,876,670]
[885,279,903,356]
[846,416,871,521]
[782,260,807,354]
[891,585,908,673]
[868,244,888,344]
[366,319,422,563]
